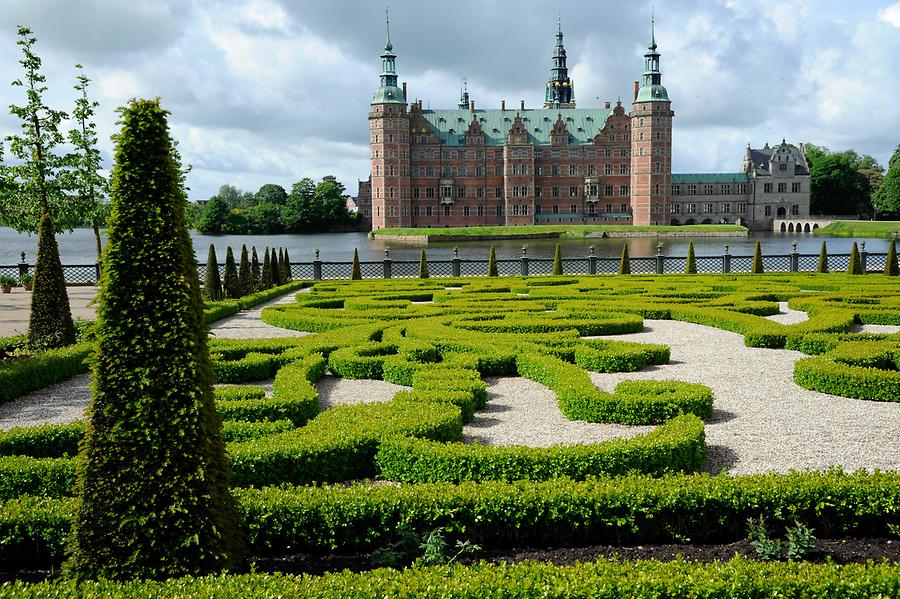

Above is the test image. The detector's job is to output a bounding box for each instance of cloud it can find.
[880,1,900,27]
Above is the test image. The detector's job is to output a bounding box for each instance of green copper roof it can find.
[372,85,406,104]
[420,108,612,147]
[672,173,748,184]
[634,84,670,103]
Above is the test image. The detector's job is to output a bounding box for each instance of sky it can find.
[1,0,899,201]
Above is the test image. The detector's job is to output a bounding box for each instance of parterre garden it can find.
[2,270,900,595]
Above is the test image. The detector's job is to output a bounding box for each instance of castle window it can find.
[477,187,485,198]
[464,206,470,217]
[536,165,543,175]
[457,187,466,198]
[569,164,578,175]
[495,165,503,176]
[791,205,799,215]
[388,134,393,143]
[389,187,395,199]
[654,162,661,174]
[551,150,561,158]
[703,203,713,214]
[552,185,560,197]
[672,185,681,195]
[620,203,628,213]
[764,183,773,193]
[639,132,644,141]
[570,204,577,214]
[588,203,596,214]
[792,182,801,193]
[552,164,561,175]
[620,148,629,157]
[722,184,731,194]
[478,205,485,216]
[495,187,503,198]
[534,150,543,158]
[779,163,788,172]
[687,185,697,195]
[605,164,613,175]
[390,206,395,217]
[426,205,433,216]
[512,205,520,216]
[587,164,596,175]
[426,187,435,198]
[654,184,660,195]
[496,205,503,216]
[375,166,381,176]
[605,148,613,157]
[609,134,616,142]
[737,203,746,213]
[764,205,772,216]
[778,182,787,193]
[389,165,395,176]
[605,185,613,196]
[476,165,484,176]
[687,203,696,214]
[553,204,559,214]
[444,205,451,216]
[704,184,714,195]
[536,205,542,214]
[376,206,381,217]
[606,203,613,213]
[619,185,628,196]
[620,164,628,175]
[670,204,681,214]
[569,149,578,158]
[413,206,420,216]
[721,203,730,213]
[459,166,467,177]
[535,187,543,197]
[413,188,420,199]
[569,186,578,197]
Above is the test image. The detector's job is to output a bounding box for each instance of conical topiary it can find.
[223,246,239,299]
[685,241,697,274]
[270,249,281,286]
[885,239,899,276]
[281,248,292,282]
[817,241,829,273]
[276,248,285,284]
[66,98,243,580]
[251,246,261,290]
[260,248,273,289]
[487,246,498,277]
[619,243,631,275]
[351,248,362,280]
[847,242,862,275]
[204,244,222,300]
[238,245,251,296]
[28,212,77,350]
[751,240,764,274]
[418,249,429,279]
[552,243,563,275]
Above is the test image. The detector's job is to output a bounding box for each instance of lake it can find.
[0,227,893,265]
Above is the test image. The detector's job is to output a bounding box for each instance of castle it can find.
[363,17,809,231]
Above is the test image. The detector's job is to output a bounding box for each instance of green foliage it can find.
[814,220,900,238]
[785,521,817,560]
[270,248,281,286]
[885,239,898,276]
[847,242,862,274]
[747,516,782,561]
[487,246,498,276]
[250,246,260,289]
[260,248,273,289]
[552,243,563,275]
[67,99,243,580]
[418,249,429,279]
[351,248,362,280]
[223,246,240,299]
[807,150,872,217]
[0,342,92,403]
[793,343,900,402]
[281,248,292,282]
[685,241,697,274]
[195,195,230,234]
[255,183,287,206]
[618,243,630,275]
[817,241,829,273]
[873,152,900,219]
[0,422,85,458]
[238,245,252,295]
[751,240,763,273]
[28,212,76,350]
[203,244,222,300]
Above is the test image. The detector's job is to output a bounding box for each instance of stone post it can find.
[860,241,868,273]
[655,243,664,274]
[588,246,597,275]
[18,251,28,278]
[383,248,392,279]
[520,246,529,276]
[452,247,461,277]
[313,249,322,280]
[723,244,731,274]
[790,241,799,272]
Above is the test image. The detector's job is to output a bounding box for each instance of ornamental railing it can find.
[1,243,890,285]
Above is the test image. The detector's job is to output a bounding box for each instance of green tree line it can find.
[191,176,358,234]
[804,143,900,220]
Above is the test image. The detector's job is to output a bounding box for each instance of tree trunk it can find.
[92,217,103,260]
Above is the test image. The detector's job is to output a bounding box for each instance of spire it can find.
[384,6,392,51]
[649,7,657,50]
[372,6,405,105]
[458,78,470,109]
[544,11,575,109]
[634,12,669,104]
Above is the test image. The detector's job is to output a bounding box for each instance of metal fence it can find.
[1,249,892,285]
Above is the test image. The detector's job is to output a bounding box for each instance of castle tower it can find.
[369,11,410,229]
[630,17,673,226]
[543,15,575,109]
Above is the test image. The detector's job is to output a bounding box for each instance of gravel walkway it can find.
[764,302,809,325]
[0,373,92,430]
[209,290,310,339]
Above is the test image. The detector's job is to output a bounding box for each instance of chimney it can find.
[633,81,639,102]
[520,99,525,110]
[501,100,506,111]
[470,100,475,112]
[604,101,611,109]
[402,82,407,98]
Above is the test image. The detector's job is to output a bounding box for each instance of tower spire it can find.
[385,6,391,50]
[633,12,669,104]
[650,7,656,50]
[371,5,405,105]
[543,11,575,108]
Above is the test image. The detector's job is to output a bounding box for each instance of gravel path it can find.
[764,302,809,325]
[209,290,310,339]
[0,373,92,430]
[316,376,408,410]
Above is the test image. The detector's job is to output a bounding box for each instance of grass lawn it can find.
[371,224,747,239]
[815,221,900,238]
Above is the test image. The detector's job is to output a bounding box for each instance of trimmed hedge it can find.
[0,342,93,404]
[375,414,705,483]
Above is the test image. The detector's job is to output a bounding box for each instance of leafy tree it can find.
[806,147,873,216]
[552,244,563,275]
[889,145,900,171]
[487,246,498,277]
[618,243,630,275]
[68,64,108,260]
[282,177,316,231]
[243,202,282,234]
[260,248,273,289]
[203,244,222,300]
[217,184,253,209]
[873,153,900,220]
[884,239,898,276]
[847,242,862,275]
[195,195,230,234]
[223,246,239,299]
[685,241,697,274]
[255,183,287,206]
[315,176,348,225]
[418,249,429,279]
[817,241,829,273]
[351,248,361,280]
[251,246,261,289]
[751,240,764,274]
[28,212,76,349]
[281,248,292,281]
[238,244,251,295]
[67,98,243,580]
[270,249,281,286]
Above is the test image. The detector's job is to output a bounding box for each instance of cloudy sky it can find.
[1,0,899,201]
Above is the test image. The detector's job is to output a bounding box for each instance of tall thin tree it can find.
[238,244,252,295]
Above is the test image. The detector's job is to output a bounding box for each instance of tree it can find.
[260,248,273,289]
[67,98,243,580]
[281,248,292,282]
[217,184,252,209]
[270,248,281,286]
[685,241,697,274]
[251,246,261,290]
[817,241,829,273]
[351,248,361,280]
[807,149,872,216]
[847,242,862,275]
[889,145,900,171]
[238,245,251,295]
[418,249,429,279]
[255,183,287,206]
[223,246,239,299]
[243,201,282,234]
[751,241,764,273]
[884,239,898,276]
[618,243,630,275]
[315,176,348,226]
[873,153,900,220]
[67,64,108,261]
[195,195,230,234]
[28,212,76,349]
[282,177,316,231]
[487,246,498,277]
[203,244,222,300]
[552,243,563,275]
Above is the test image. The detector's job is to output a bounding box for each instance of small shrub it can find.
[619,243,631,275]
[487,246,498,277]
[747,516,781,561]
[785,521,817,560]
[847,242,862,275]
[260,248,273,289]
[223,246,240,299]
[28,212,77,350]
[238,245,252,296]
[251,246,261,290]
[685,241,697,274]
[552,244,563,275]
[751,241,763,274]
[204,244,222,300]
[351,248,362,280]
[817,241,829,273]
[885,239,898,276]
[419,249,429,279]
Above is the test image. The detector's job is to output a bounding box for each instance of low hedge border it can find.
[375,413,705,483]
[0,342,94,405]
